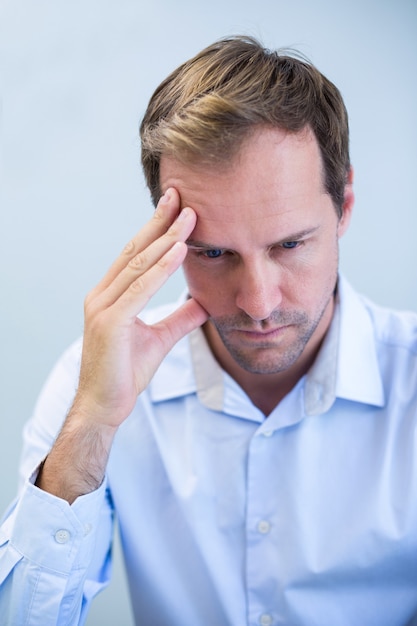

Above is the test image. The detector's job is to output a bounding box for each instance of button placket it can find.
[247,430,281,626]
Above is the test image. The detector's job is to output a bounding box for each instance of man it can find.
[1,36,417,626]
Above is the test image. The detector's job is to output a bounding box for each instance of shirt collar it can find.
[189,327,224,411]
[304,276,385,415]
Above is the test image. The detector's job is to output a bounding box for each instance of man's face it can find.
[160,127,352,377]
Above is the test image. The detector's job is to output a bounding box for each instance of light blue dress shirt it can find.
[1,277,417,625]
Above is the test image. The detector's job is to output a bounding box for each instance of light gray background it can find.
[1,1,416,624]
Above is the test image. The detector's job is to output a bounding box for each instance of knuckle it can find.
[84,289,105,321]
[84,291,95,315]
[84,292,92,309]
[156,254,170,271]
[151,208,168,232]
[128,250,147,272]
[153,205,165,222]
[122,239,136,256]
[166,220,180,238]
[129,275,146,294]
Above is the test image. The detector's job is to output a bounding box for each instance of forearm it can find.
[36,405,117,504]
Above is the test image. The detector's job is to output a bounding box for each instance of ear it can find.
[337,166,354,238]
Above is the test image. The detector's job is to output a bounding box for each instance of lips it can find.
[232,325,289,338]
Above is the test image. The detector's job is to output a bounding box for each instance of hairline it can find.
[158,123,341,218]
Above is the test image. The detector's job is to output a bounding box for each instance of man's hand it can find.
[37,188,208,502]
[77,187,208,428]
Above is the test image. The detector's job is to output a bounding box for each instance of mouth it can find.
[232,326,290,340]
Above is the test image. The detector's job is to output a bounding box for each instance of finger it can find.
[92,206,197,313]
[110,239,190,319]
[90,188,181,298]
[152,298,210,353]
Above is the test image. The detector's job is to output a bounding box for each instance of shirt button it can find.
[84,523,92,536]
[257,520,271,534]
[262,430,273,437]
[259,614,273,626]
[54,529,71,544]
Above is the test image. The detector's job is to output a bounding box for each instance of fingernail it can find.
[161,188,171,203]
[177,207,190,221]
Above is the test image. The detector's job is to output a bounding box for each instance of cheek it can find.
[283,247,339,307]
[183,263,212,296]
[183,262,232,311]
[302,247,339,301]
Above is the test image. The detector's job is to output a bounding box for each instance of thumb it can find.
[153,297,209,352]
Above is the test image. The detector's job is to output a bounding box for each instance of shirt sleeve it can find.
[0,477,114,625]
[0,338,115,625]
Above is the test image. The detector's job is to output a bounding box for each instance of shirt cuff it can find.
[3,477,108,574]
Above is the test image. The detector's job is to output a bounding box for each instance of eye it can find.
[281,241,300,250]
[203,249,224,259]
[187,245,228,261]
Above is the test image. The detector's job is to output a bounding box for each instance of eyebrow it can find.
[186,226,320,250]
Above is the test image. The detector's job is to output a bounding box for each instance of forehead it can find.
[159,127,329,241]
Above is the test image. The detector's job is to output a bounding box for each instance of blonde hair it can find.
[140,35,350,216]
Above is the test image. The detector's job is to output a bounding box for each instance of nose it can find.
[235,260,282,321]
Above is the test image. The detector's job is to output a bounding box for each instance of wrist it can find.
[36,407,118,504]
